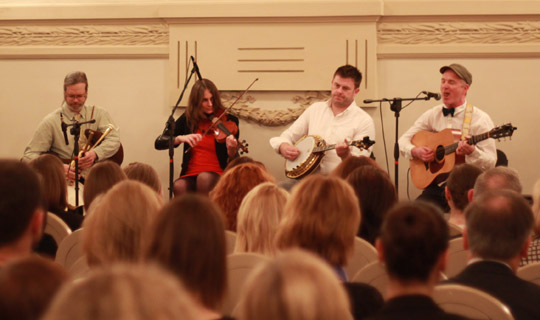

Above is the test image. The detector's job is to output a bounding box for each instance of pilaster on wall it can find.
[168,18,378,107]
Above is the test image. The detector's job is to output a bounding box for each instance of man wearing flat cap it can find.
[398,63,497,211]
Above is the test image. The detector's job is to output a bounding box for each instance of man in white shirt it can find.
[399,63,496,210]
[23,71,121,179]
[270,65,376,176]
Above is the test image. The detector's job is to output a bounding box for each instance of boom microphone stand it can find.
[364,93,439,195]
[155,57,202,199]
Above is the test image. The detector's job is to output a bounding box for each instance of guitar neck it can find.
[444,131,490,155]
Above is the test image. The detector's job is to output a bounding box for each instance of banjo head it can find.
[285,135,325,179]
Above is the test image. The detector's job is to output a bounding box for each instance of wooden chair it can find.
[222,252,269,315]
[445,237,469,278]
[434,284,514,320]
[44,212,72,246]
[55,228,83,269]
[225,230,237,255]
[345,237,378,280]
[351,261,388,299]
[517,262,540,286]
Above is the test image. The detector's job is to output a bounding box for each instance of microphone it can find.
[60,113,69,145]
[422,91,441,101]
[191,56,202,80]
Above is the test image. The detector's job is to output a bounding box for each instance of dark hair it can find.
[346,166,397,245]
[64,71,88,91]
[446,164,483,210]
[380,201,448,282]
[144,194,227,310]
[334,65,363,89]
[465,189,533,260]
[0,160,43,245]
[185,79,224,131]
[0,256,68,320]
[29,154,68,213]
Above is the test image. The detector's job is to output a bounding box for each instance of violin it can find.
[187,78,258,155]
[197,111,249,154]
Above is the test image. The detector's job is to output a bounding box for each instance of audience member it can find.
[0,256,68,320]
[144,194,230,319]
[445,163,483,230]
[224,155,266,172]
[331,155,381,179]
[446,189,540,320]
[123,161,162,195]
[82,180,162,266]
[234,182,289,256]
[346,166,397,245]
[210,162,275,231]
[42,264,200,320]
[30,154,84,230]
[367,201,466,320]
[82,160,127,211]
[0,160,44,267]
[470,166,522,200]
[275,174,360,281]
[237,249,354,320]
[522,179,540,265]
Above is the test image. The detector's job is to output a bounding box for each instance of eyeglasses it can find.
[66,94,86,100]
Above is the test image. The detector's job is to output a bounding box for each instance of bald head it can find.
[465,189,532,260]
[473,167,522,199]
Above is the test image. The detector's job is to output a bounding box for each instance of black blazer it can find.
[155,113,239,176]
[365,295,467,320]
[446,260,540,320]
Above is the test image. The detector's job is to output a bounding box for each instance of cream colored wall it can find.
[2,0,540,199]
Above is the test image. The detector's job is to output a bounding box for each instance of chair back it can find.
[517,262,540,286]
[68,256,90,281]
[351,261,388,298]
[345,237,378,280]
[434,284,514,320]
[44,212,72,246]
[445,237,469,278]
[448,222,463,238]
[225,230,237,255]
[222,252,270,315]
[55,228,83,269]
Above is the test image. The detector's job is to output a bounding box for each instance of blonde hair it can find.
[238,249,353,320]
[42,264,200,320]
[210,163,275,231]
[234,182,289,256]
[275,175,360,266]
[83,161,127,211]
[123,162,161,195]
[82,180,162,266]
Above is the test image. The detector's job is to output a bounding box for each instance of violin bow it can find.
[185,78,258,153]
[199,78,259,137]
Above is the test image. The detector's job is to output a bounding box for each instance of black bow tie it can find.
[442,107,455,117]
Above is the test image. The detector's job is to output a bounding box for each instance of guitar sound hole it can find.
[435,145,445,162]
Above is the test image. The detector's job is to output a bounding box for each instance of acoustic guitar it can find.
[285,135,375,179]
[409,123,516,189]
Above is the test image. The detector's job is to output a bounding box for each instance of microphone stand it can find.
[364,95,433,195]
[159,62,200,199]
[64,119,96,207]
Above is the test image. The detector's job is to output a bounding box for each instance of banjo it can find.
[285,135,375,179]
